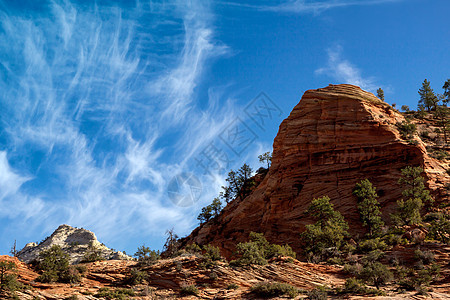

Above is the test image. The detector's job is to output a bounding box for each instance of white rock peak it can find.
[17,224,132,264]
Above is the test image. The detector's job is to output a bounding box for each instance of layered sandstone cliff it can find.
[184,84,450,257]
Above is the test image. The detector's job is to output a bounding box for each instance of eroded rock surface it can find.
[17,224,131,264]
[184,84,450,257]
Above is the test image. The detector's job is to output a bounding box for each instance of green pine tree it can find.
[418,79,438,112]
[376,88,385,101]
[353,179,384,236]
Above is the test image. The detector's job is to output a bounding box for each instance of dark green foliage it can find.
[258,151,272,168]
[231,232,296,266]
[434,104,449,143]
[95,287,135,300]
[376,88,385,101]
[414,249,435,265]
[429,148,449,160]
[232,240,267,266]
[418,79,438,112]
[306,286,328,300]
[339,277,382,295]
[180,285,199,296]
[203,244,221,261]
[227,283,239,290]
[198,198,222,224]
[353,179,384,236]
[81,242,105,263]
[358,238,387,253]
[184,243,202,255]
[124,268,147,285]
[301,196,349,260]
[36,245,81,284]
[220,164,254,204]
[428,213,450,244]
[359,262,393,289]
[396,121,417,139]
[392,166,433,225]
[134,245,160,265]
[401,105,410,112]
[0,261,22,292]
[397,264,440,292]
[251,282,299,298]
[443,79,450,105]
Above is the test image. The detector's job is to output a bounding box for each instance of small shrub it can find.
[414,249,435,265]
[134,245,160,265]
[358,238,387,252]
[180,285,199,296]
[306,286,328,300]
[428,214,450,244]
[231,241,267,266]
[185,243,202,255]
[74,265,87,275]
[81,242,105,263]
[359,262,393,289]
[95,287,135,300]
[340,277,382,295]
[361,250,384,264]
[327,256,344,265]
[397,121,417,139]
[382,233,406,246]
[251,282,299,298]
[227,283,239,290]
[124,268,147,285]
[203,244,221,261]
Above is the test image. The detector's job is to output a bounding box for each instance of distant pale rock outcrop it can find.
[17,224,132,264]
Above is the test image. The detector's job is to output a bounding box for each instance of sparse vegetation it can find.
[231,232,296,266]
[81,242,105,263]
[124,268,148,285]
[134,245,160,265]
[396,121,417,139]
[258,151,272,169]
[95,287,135,300]
[180,284,199,296]
[251,282,299,298]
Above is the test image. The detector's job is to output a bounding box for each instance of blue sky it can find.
[0,0,448,255]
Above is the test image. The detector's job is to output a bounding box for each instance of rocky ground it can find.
[2,241,450,299]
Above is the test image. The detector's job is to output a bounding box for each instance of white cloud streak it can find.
[315,45,377,91]
[0,0,238,251]
[264,0,402,14]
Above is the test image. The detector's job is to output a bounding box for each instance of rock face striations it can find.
[17,224,131,264]
[185,84,450,257]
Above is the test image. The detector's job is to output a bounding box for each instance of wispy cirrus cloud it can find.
[315,45,377,91]
[0,0,238,252]
[263,0,403,14]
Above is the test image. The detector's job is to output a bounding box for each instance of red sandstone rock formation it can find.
[184,84,450,257]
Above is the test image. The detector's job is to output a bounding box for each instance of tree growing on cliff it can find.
[220,164,254,203]
[418,79,438,112]
[353,179,384,237]
[443,79,450,105]
[197,197,222,224]
[376,88,385,101]
[162,228,180,258]
[258,151,272,168]
[301,196,349,259]
[392,166,433,226]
